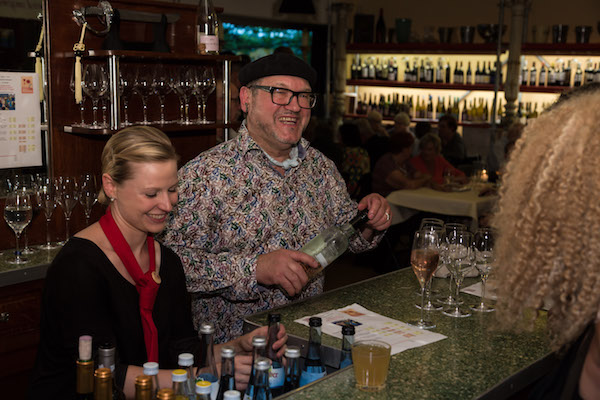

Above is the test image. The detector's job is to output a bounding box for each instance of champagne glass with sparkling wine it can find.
[410,229,440,329]
[4,191,33,264]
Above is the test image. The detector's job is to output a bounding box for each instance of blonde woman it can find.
[29,126,286,398]
[492,88,600,399]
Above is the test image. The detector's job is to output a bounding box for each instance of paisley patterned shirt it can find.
[160,123,383,343]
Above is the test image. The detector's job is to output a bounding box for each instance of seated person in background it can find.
[308,118,344,173]
[492,88,600,400]
[367,110,390,137]
[340,122,371,198]
[357,117,389,171]
[412,121,432,156]
[372,132,431,197]
[410,133,466,188]
[387,112,414,137]
[438,115,466,166]
[28,127,287,398]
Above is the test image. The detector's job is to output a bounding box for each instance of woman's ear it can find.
[102,173,117,200]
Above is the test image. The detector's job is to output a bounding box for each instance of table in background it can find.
[386,187,497,231]
[244,268,554,399]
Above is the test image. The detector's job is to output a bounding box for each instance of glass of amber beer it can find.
[351,340,391,391]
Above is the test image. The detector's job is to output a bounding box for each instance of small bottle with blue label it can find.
[299,317,327,386]
[339,325,355,369]
[266,313,284,397]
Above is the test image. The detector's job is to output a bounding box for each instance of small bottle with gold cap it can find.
[135,374,153,400]
[172,369,190,399]
[157,388,176,400]
[94,368,113,400]
[195,380,211,400]
[76,335,94,400]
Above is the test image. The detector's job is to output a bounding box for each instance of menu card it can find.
[294,303,446,355]
[0,72,42,169]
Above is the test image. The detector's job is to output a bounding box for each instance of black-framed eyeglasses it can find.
[250,85,317,109]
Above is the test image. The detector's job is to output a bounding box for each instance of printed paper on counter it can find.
[294,303,446,355]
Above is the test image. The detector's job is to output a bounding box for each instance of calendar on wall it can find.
[0,71,42,169]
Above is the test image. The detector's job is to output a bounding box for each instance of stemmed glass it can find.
[82,64,109,128]
[416,224,444,311]
[70,64,87,127]
[55,176,78,242]
[36,177,60,250]
[14,175,38,255]
[437,223,467,306]
[471,228,495,312]
[119,67,135,127]
[443,230,473,318]
[197,67,216,124]
[409,229,440,329]
[168,66,186,123]
[178,68,196,124]
[152,64,172,124]
[79,173,98,226]
[134,66,155,125]
[3,191,33,264]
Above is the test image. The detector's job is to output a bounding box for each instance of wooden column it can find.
[331,2,353,128]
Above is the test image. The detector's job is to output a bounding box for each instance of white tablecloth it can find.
[386,187,497,231]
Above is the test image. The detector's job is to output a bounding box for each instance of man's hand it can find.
[357,193,392,240]
[256,250,320,297]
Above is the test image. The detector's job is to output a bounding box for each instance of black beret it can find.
[238,53,317,89]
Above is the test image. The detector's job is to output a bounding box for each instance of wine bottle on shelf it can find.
[538,63,547,86]
[350,58,358,80]
[196,322,219,399]
[444,61,451,84]
[299,317,327,386]
[251,358,272,400]
[172,370,190,400]
[452,61,460,83]
[563,61,572,87]
[521,61,528,86]
[339,325,355,369]
[548,63,556,86]
[300,210,368,281]
[461,100,468,122]
[135,375,153,400]
[435,58,444,83]
[528,62,537,86]
[216,347,236,400]
[387,58,397,81]
[283,347,301,393]
[574,63,582,87]
[266,314,284,397]
[584,62,594,84]
[375,58,383,80]
[380,58,389,80]
[196,0,219,54]
[242,336,266,400]
[76,335,94,400]
[426,95,433,119]
[368,58,376,80]
[361,58,369,79]
[375,8,386,43]
[466,61,472,85]
[485,62,492,84]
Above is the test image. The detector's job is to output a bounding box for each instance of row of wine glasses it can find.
[70,63,216,128]
[410,218,495,329]
[3,174,99,264]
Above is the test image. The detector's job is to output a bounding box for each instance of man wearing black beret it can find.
[161,53,392,343]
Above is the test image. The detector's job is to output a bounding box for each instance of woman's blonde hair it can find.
[418,133,441,153]
[99,126,179,204]
[492,88,600,351]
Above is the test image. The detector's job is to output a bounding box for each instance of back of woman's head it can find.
[492,88,600,350]
[389,132,414,154]
[418,133,441,153]
[99,126,178,204]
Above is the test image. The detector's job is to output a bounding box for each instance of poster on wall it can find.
[0,71,42,169]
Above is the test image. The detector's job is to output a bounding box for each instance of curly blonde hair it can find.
[492,89,600,351]
[99,126,178,204]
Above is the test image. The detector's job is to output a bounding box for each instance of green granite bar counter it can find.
[0,247,60,287]
[244,268,555,400]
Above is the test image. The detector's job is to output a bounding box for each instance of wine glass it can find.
[437,223,467,306]
[13,175,38,255]
[409,229,440,329]
[36,177,59,250]
[416,224,444,311]
[55,176,79,242]
[70,63,87,127]
[178,68,196,124]
[4,191,33,264]
[119,67,135,127]
[134,66,155,125]
[198,67,216,124]
[471,228,495,312]
[79,173,98,226]
[442,230,473,318]
[82,64,109,128]
[152,64,172,124]
[419,218,444,230]
[168,66,186,123]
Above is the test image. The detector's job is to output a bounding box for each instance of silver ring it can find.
[385,212,390,221]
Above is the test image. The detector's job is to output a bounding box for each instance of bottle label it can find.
[198,33,219,53]
[299,370,326,386]
[269,366,285,388]
[314,253,328,268]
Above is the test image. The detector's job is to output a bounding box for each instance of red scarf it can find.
[99,206,160,363]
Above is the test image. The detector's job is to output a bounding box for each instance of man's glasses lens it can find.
[253,86,316,109]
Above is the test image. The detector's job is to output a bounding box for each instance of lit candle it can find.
[481,169,489,182]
